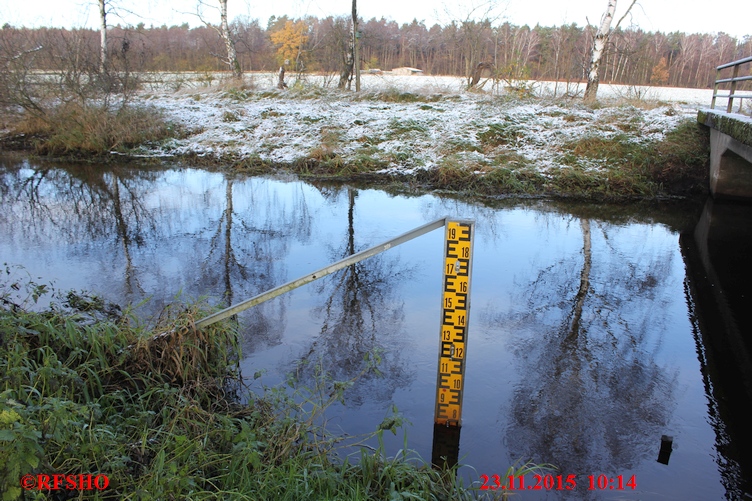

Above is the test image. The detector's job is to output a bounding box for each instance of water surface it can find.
[1,157,750,499]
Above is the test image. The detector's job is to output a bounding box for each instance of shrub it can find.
[13,103,182,156]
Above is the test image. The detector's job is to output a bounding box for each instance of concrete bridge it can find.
[697,55,752,200]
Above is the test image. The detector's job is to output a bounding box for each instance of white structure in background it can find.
[391,67,424,76]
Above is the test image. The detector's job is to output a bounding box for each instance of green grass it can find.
[552,118,709,197]
[1,271,507,500]
[415,156,545,196]
[293,154,389,178]
[230,153,275,174]
[439,138,481,155]
[387,118,429,137]
[8,83,701,201]
[560,134,642,165]
[480,167,545,194]
[301,116,324,124]
[260,109,284,119]
[419,104,445,112]
[644,119,709,195]
[477,122,525,148]
[363,88,443,103]
[222,110,242,122]
[596,108,645,133]
[356,134,386,147]
[352,151,389,171]
[185,113,707,200]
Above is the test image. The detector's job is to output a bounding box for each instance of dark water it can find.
[2,157,751,500]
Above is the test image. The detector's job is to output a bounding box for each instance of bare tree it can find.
[583,0,637,102]
[352,0,360,92]
[0,27,45,118]
[460,18,494,89]
[3,15,745,91]
[337,0,360,90]
[196,0,242,78]
[231,17,268,71]
[218,0,241,77]
[98,0,107,72]
[440,0,504,88]
[337,24,353,89]
[95,0,138,73]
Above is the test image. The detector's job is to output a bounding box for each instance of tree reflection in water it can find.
[292,187,416,407]
[0,163,312,346]
[485,217,679,482]
[195,175,314,354]
[1,163,158,298]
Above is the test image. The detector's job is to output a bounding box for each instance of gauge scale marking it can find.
[435,220,474,426]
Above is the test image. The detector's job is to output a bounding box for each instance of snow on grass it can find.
[139,73,704,177]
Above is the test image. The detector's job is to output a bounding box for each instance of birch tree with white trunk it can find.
[352,0,360,92]
[218,0,241,78]
[583,0,637,102]
[95,0,139,74]
[98,0,107,73]
[197,0,242,78]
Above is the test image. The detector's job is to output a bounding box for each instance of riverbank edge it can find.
[195,123,710,203]
[0,89,709,201]
[1,116,710,203]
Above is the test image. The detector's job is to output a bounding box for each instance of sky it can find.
[2,0,750,39]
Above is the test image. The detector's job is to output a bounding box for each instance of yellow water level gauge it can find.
[435,220,475,426]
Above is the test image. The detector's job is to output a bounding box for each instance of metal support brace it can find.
[195,217,448,329]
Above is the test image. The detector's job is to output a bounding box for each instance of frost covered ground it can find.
[137,73,710,181]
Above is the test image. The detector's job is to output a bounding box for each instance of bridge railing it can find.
[711,55,752,114]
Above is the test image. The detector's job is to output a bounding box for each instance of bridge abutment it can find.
[698,109,752,200]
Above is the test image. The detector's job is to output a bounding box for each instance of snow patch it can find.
[139,74,702,176]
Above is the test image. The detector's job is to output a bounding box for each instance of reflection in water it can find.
[483,216,679,496]
[192,176,313,354]
[431,424,461,469]
[292,187,415,406]
[110,171,147,295]
[1,164,159,300]
[681,199,752,499]
[0,161,311,340]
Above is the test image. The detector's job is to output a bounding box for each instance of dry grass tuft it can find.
[12,102,182,156]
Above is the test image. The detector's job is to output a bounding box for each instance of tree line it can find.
[1,16,750,89]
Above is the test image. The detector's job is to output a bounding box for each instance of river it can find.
[1,155,750,499]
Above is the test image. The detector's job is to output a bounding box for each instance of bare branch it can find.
[614,0,638,30]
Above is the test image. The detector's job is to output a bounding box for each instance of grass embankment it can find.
[0,280,487,500]
[242,117,708,200]
[3,103,183,159]
[454,117,710,199]
[214,87,710,200]
[2,80,710,199]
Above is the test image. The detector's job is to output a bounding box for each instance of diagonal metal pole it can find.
[195,217,448,329]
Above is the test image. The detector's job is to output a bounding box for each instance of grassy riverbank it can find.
[1,79,710,200]
[2,275,520,500]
